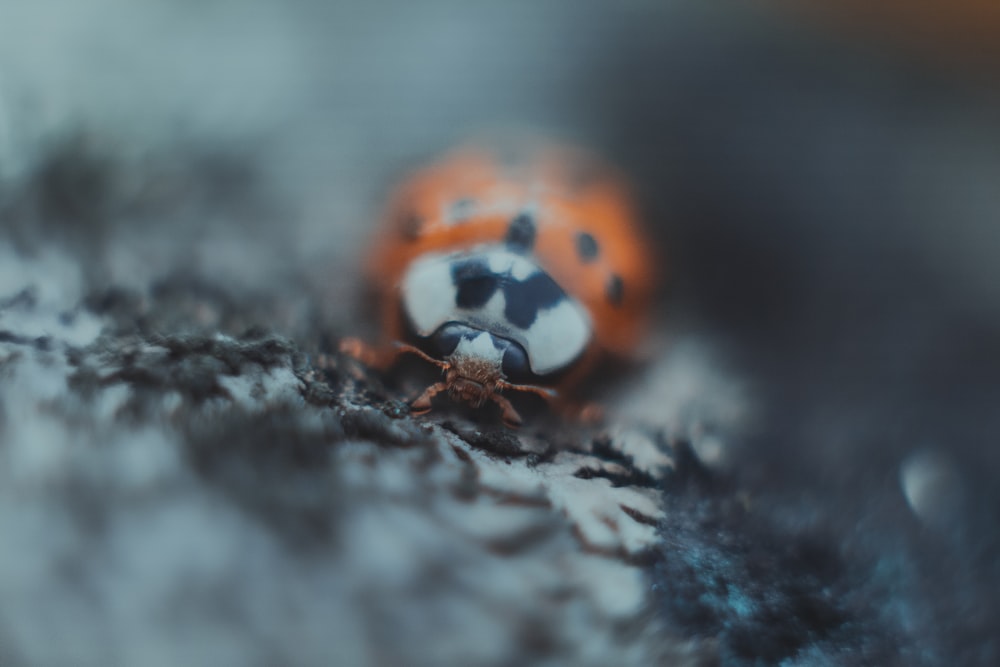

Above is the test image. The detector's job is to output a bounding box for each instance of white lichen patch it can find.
[326,420,673,665]
[540,459,663,555]
[615,333,752,465]
[605,425,676,474]
[216,365,302,408]
[570,553,648,618]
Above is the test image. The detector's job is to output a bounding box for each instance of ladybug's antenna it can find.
[394,342,449,370]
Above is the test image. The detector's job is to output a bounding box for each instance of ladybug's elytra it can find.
[342,142,657,426]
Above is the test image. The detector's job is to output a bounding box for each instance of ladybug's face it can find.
[404,327,555,426]
[401,249,592,377]
[431,323,534,385]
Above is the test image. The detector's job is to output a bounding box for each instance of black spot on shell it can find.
[606,274,624,307]
[575,232,599,262]
[398,212,422,241]
[451,258,500,309]
[505,213,536,253]
[503,272,566,329]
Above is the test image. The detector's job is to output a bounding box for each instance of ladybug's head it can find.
[401,324,556,427]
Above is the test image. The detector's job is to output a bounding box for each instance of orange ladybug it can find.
[343,142,656,426]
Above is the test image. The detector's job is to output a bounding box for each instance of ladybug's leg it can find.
[338,337,393,369]
[548,346,605,424]
[490,393,524,428]
[499,380,603,425]
[497,381,558,401]
[494,381,551,427]
[410,382,448,414]
[556,399,605,425]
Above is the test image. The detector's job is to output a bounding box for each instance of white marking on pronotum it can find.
[401,253,457,335]
[452,332,503,364]
[401,247,592,375]
[522,299,590,375]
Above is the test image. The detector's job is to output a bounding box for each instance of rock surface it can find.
[2,2,999,666]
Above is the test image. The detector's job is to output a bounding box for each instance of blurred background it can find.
[2,0,999,663]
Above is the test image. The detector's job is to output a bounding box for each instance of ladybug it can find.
[342,142,656,426]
